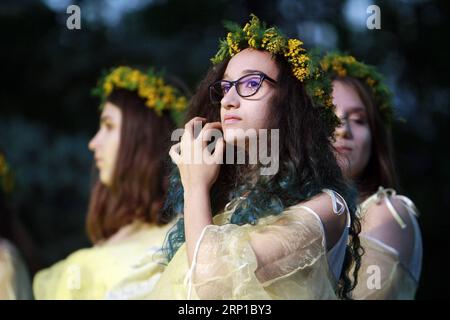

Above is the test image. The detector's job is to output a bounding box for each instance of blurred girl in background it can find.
[322,52,423,299]
[0,152,33,300]
[33,66,187,299]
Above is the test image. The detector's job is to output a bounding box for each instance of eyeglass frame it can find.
[209,72,277,105]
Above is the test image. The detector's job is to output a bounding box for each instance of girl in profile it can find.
[33,66,187,299]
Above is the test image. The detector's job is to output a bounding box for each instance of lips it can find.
[334,146,352,154]
[223,114,242,124]
[94,156,103,167]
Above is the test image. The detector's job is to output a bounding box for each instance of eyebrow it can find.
[344,105,366,114]
[242,69,262,75]
[223,69,264,80]
[100,115,112,123]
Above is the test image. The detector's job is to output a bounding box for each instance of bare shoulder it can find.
[362,195,414,233]
[298,191,348,250]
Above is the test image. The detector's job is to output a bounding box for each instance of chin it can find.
[223,130,246,146]
[224,126,258,143]
[99,173,112,186]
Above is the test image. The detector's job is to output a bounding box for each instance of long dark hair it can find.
[87,89,175,243]
[162,53,363,299]
[335,77,398,200]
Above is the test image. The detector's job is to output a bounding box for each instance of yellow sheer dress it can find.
[33,220,173,300]
[0,239,32,300]
[113,189,351,300]
[352,187,423,300]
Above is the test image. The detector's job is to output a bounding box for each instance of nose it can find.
[88,132,99,152]
[335,117,353,139]
[220,85,240,110]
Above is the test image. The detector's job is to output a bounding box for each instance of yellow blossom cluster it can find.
[284,39,310,82]
[226,33,240,56]
[218,15,311,83]
[366,77,375,87]
[99,66,187,115]
[211,15,341,129]
[321,53,394,123]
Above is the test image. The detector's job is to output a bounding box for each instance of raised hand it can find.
[169,117,225,192]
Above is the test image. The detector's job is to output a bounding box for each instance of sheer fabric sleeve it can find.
[188,207,338,300]
[105,248,167,300]
[351,236,418,300]
[354,188,422,299]
[33,252,93,299]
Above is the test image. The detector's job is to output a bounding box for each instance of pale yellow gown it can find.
[352,187,422,299]
[33,220,173,300]
[0,239,32,300]
[114,189,352,300]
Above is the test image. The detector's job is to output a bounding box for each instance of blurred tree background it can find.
[1,0,449,299]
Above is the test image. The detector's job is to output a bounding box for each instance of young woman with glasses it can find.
[121,15,364,300]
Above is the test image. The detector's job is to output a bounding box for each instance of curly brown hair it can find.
[163,53,363,299]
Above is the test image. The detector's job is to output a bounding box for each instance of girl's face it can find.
[219,48,279,144]
[88,102,122,186]
[332,80,372,179]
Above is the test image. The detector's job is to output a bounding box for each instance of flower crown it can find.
[210,14,339,129]
[0,153,14,195]
[92,66,187,116]
[320,52,394,124]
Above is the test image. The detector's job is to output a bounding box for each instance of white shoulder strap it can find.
[362,187,420,229]
[322,188,351,228]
